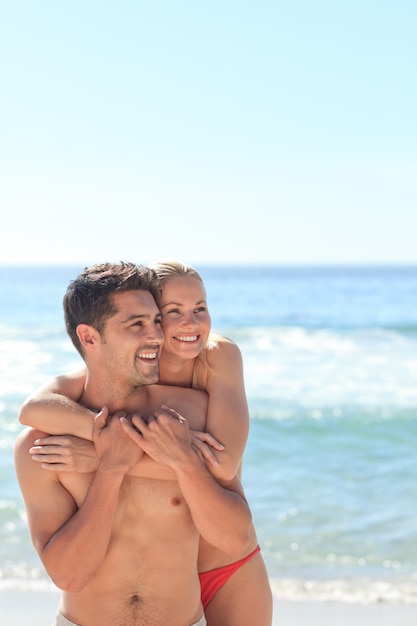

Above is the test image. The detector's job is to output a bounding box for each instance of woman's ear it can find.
[76,324,99,351]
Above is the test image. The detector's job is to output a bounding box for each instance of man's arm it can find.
[121,409,252,556]
[14,410,143,592]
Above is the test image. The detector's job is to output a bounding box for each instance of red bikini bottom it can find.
[199,545,261,608]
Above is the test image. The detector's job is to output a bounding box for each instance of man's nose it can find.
[149,324,164,344]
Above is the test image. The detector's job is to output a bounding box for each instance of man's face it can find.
[98,290,164,388]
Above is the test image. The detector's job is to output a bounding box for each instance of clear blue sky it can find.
[1,0,416,265]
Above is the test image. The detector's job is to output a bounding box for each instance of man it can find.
[14,262,251,626]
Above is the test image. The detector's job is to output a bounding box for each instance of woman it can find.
[19,260,273,626]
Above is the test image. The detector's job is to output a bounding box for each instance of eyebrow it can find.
[120,312,162,323]
[160,299,207,309]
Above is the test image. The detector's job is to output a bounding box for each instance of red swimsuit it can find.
[199,545,261,608]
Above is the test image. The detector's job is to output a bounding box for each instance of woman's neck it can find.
[158,353,195,388]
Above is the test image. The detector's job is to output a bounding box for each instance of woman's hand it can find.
[30,434,98,473]
[190,429,225,467]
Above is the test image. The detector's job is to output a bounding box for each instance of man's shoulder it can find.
[15,426,46,452]
[14,427,49,481]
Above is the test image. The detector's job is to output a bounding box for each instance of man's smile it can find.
[137,350,159,360]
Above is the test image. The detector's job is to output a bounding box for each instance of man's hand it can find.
[189,430,224,467]
[120,405,195,468]
[94,407,145,473]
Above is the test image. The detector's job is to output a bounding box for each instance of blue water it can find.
[1,264,416,603]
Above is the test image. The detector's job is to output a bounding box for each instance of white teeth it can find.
[175,336,197,342]
[138,352,157,359]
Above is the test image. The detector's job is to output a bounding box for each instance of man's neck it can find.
[80,377,150,415]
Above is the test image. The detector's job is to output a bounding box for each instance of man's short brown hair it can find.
[63,262,161,356]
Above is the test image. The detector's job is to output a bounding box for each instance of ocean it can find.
[1,264,416,603]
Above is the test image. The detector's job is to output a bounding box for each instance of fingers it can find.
[94,406,109,429]
[30,444,68,456]
[191,431,225,450]
[31,452,67,463]
[31,454,74,472]
[191,444,205,463]
[40,462,73,471]
[190,436,219,467]
[33,436,72,446]
[119,415,145,446]
[130,414,147,431]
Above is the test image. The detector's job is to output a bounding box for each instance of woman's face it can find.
[157,275,211,359]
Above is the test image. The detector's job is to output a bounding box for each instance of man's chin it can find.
[139,369,160,386]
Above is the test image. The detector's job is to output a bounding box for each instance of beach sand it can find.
[1,589,417,626]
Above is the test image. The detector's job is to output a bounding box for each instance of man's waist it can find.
[61,574,202,625]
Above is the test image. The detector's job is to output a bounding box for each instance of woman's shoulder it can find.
[205,334,242,366]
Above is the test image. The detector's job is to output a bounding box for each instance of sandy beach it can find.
[1,588,416,626]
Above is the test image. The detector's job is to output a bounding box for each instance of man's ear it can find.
[76,324,100,351]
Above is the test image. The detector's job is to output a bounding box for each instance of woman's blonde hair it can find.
[148,259,203,286]
[148,259,219,389]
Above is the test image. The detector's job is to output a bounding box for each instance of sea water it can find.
[1,264,416,603]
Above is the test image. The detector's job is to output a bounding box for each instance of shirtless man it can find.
[14,262,251,626]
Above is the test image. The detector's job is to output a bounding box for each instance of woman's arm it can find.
[18,369,95,441]
[202,338,250,481]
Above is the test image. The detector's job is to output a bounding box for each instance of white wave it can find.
[270,576,417,604]
[238,326,417,410]
[0,338,81,398]
[2,570,416,605]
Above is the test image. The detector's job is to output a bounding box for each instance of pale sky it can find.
[1,1,416,266]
